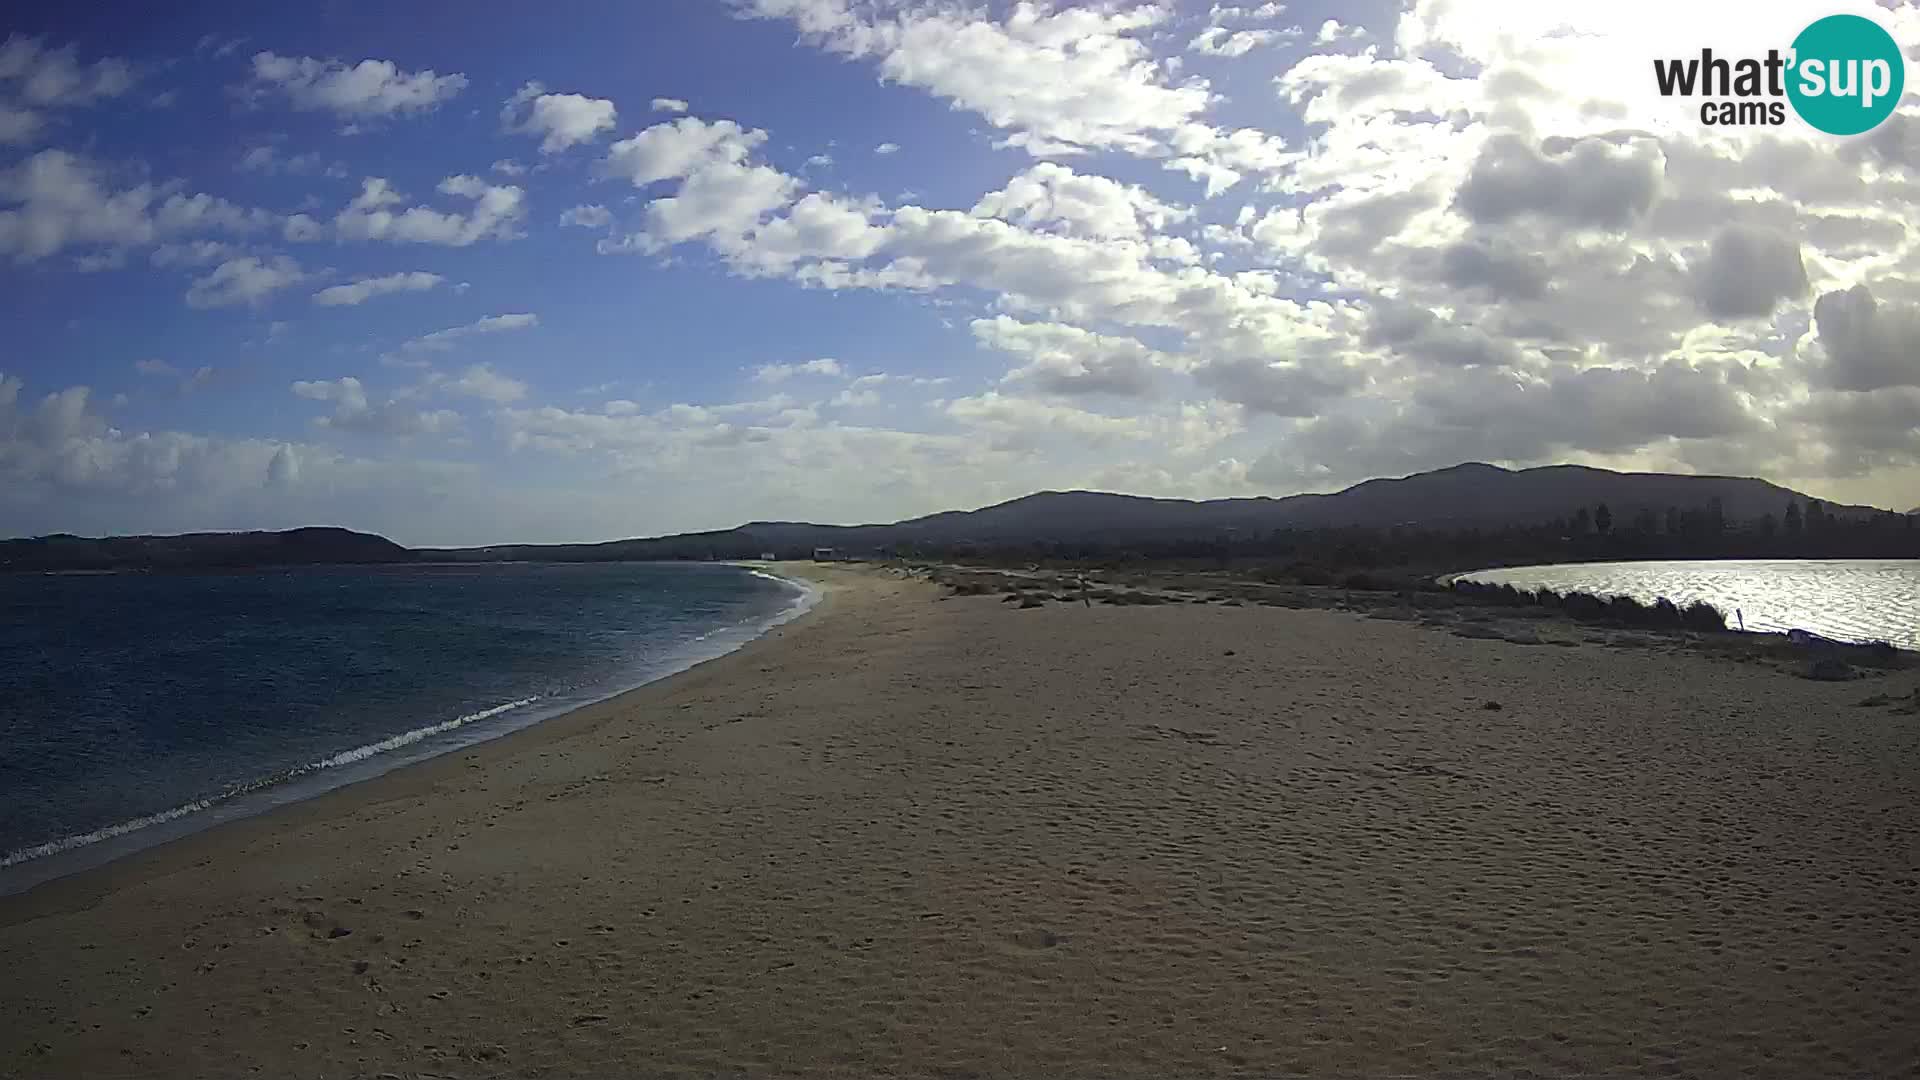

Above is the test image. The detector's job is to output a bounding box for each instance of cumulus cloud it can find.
[248,51,467,117]
[600,116,768,186]
[595,121,801,255]
[972,162,1191,241]
[1454,135,1664,230]
[1811,285,1920,392]
[333,175,526,246]
[975,316,1170,397]
[502,81,617,153]
[0,150,274,263]
[651,97,689,113]
[184,255,306,309]
[0,34,134,107]
[282,213,323,243]
[1691,225,1807,322]
[559,204,612,229]
[312,270,443,307]
[291,375,460,436]
[1189,27,1279,57]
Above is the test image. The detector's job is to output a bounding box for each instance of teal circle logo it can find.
[1787,14,1905,135]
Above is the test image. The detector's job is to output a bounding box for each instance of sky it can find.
[3,0,1919,545]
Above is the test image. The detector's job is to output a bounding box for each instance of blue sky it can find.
[4,0,1919,544]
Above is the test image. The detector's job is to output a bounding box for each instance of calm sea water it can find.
[1457,559,1920,648]
[0,562,811,889]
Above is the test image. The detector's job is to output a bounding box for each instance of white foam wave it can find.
[0,796,221,870]
[1,696,539,872]
[308,696,536,771]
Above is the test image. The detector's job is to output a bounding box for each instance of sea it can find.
[1455,559,1920,649]
[0,561,814,894]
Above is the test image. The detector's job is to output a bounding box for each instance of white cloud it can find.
[972,162,1191,241]
[874,141,900,155]
[0,35,134,107]
[738,1,1210,158]
[606,160,800,255]
[1314,20,1364,45]
[248,51,467,117]
[651,97,689,113]
[441,363,529,403]
[753,358,844,382]
[975,316,1173,397]
[402,312,539,352]
[291,375,460,436]
[946,391,1152,445]
[333,175,526,246]
[282,213,323,243]
[150,240,244,268]
[0,150,285,266]
[1189,27,1278,57]
[0,103,42,144]
[600,116,768,187]
[312,270,444,307]
[560,203,612,228]
[237,145,329,175]
[184,255,307,309]
[491,158,528,176]
[502,81,618,153]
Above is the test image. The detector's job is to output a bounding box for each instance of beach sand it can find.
[4,564,1918,1078]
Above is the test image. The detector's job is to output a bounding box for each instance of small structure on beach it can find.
[812,547,837,561]
[759,551,776,561]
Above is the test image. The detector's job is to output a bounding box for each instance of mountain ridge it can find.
[1,463,1896,571]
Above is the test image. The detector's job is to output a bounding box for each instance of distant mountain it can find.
[0,527,411,572]
[6,464,1887,571]
[423,462,1882,561]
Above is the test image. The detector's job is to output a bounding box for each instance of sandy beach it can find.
[4,563,1918,1078]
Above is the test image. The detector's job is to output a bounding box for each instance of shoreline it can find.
[4,562,1915,1077]
[0,562,825,901]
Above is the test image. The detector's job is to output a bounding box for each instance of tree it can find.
[1784,499,1803,535]
[1759,513,1777,538]
[1594,503,1613,536]
[1571,506,1591,535]
[1807,499,1828,534]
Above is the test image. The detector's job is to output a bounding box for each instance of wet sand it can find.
[3,563,1917,1077]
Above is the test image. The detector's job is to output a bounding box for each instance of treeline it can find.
[898,498,1918,575]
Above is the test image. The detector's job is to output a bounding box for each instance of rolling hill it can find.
[2,463,1890,571]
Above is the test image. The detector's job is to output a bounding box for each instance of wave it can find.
[0,696,540,872]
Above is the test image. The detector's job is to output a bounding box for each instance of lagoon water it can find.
[1457,559,1920,648]
[0,561,811,888]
